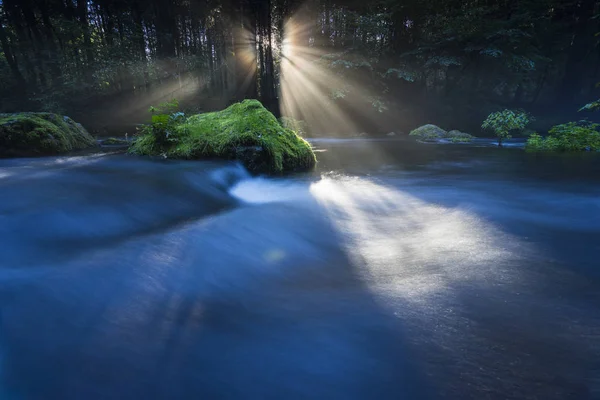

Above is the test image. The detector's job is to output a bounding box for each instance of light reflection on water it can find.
[0,142,599,399]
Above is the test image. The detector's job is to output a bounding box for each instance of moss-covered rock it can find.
[409,124,474,142]
[130,99,316,174]
[447,130,474,142]
[0,112,96,157]
[409,124,447,141]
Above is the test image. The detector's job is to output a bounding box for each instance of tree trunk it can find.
[77,0,95,66]
[0,12,26,88]
[557,0,596,104]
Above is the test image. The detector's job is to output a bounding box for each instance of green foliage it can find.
[481,109,531,144]
[130,100,316,174]
[141,99,186,147]
[369,97,388,113]
[579,99,600,112]
[330,86,351,100]
[425,56,462,67]
[526,122,600,152]
[384,68,421,82]
[450,137,472,143]
[101,137,129,145]
[0,113,95,157]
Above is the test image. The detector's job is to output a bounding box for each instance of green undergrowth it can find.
[101,137,130,145]
[130,99,316,174]
[0,112,95,157]
[526,122,600,152]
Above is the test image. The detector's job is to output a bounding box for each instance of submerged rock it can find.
[130,99,316,174]
[0,112,96,157]
[409,124,474,142]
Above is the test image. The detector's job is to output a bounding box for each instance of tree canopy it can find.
[0,0,598,133]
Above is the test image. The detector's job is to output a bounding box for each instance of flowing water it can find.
[0,139,599,399]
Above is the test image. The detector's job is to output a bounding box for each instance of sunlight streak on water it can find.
[309,176,524,301]
[230,178,311,204]
[1,151,598,399]
[229,172,526,303]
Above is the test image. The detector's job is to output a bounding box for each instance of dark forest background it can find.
[0,0,599,135]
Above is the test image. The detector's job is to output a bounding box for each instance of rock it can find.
[386,132,396,137]
[279,116,309,137]
[409,124,474,143]
[0,112,96,157]
[409,124,447,141]
[129,99,316,174]
[447,130,475,142]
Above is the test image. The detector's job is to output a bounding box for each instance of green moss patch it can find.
[130,99,316,174]
[409,124,474,142]
[0,112,96,157]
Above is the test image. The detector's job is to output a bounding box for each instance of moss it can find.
[130,99,316,174]
[0,112,96,157]
[447,130,474,142]
[410,125,474,142]
[409,124,447,141]
[279,116,310,137]
[450,137,472,143]
[101,137,129,145]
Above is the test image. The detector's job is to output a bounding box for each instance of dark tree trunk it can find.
[557,0,597,104]
[19,0,49,87]
[77,0,95,67]
[233,0,257,101]
[154,0,176,57]
[0,12,26,88]
[132,0,149,87]
[264,0,279,116]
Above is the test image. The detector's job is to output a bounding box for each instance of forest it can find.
[0,0,599,134]
[2,1,600,399]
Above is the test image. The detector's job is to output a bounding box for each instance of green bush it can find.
[139,99,186,148]
[579,99,600,112]
[481,109,530,146]
[526,122,600,152]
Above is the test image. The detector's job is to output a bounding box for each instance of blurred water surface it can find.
[0,139,599,399]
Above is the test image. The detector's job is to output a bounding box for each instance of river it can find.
[0,139,599,399]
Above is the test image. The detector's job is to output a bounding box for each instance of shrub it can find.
[139,99,186,149]
[526,122,600,152]
[481,109,530,146]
